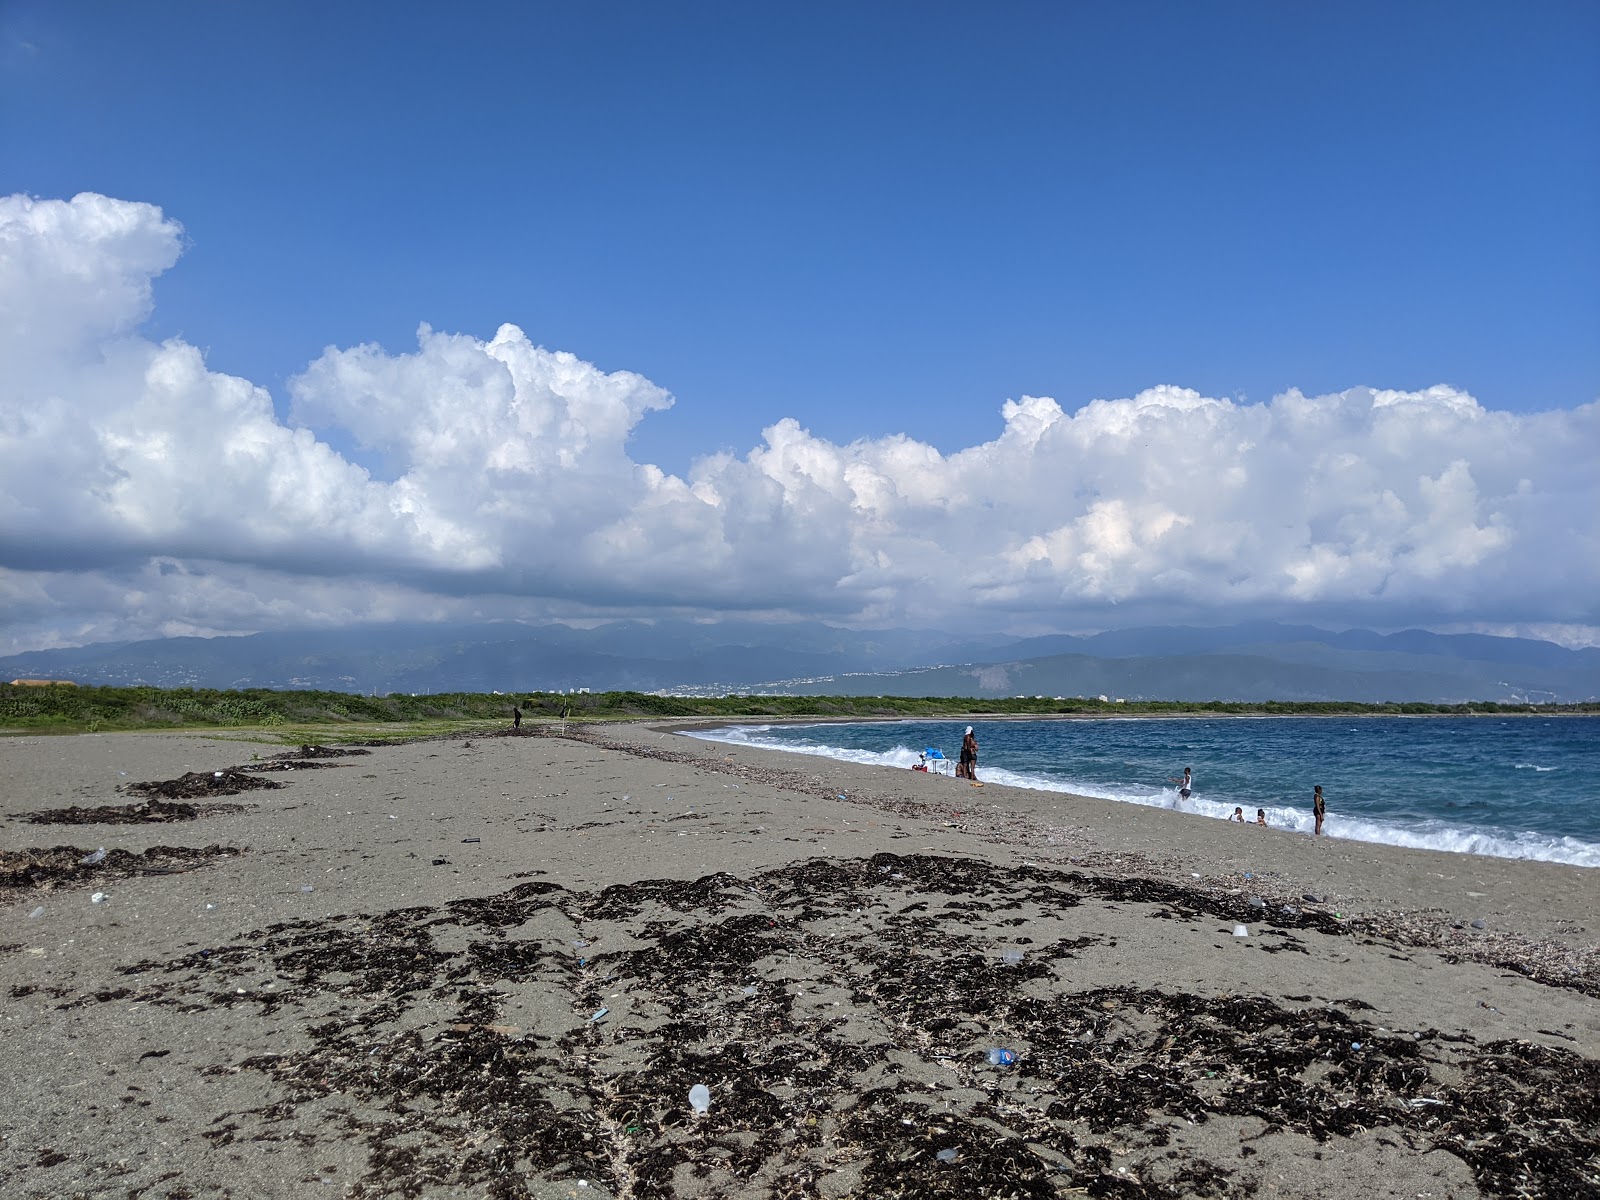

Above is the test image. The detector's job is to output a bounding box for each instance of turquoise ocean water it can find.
[688,716,1600,868]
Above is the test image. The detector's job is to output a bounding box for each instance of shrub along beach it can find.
[3,681,1595,737]
[1,702,1596,1197]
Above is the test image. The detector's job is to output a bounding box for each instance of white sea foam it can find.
[1514,763,1558,772]
[688,725,1600,869]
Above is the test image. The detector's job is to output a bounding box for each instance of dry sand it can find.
[1,723,1596,1200]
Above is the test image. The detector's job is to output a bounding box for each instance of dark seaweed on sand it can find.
[0,843,242,902]
[85,853,1597,1199]
[15,797,249,824]
[245,745,375,771]
[121,769,284,799]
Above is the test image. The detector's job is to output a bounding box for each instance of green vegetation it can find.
[1,682,1595,740]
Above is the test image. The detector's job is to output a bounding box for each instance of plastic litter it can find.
[91,892,108,904]
[986,1047,1017,1066]
[1351,1041,1363,1050]
[936,1148,959,1163]
[1232,924,1249,937]
[299,884,315,893]
[81,847,107,866]
[28,906,44,919]
[1001,948,1024,966]
[462,837,481,844]
[589,1006,609,1023]
[688,1083,711,1114]
[1248,896,1265,909]
[742,985,757,998]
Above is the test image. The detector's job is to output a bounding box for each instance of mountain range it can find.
[3,620,1597,704]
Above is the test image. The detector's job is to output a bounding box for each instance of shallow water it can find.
[691,715,1600,867]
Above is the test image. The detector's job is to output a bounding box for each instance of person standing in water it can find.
[959,726,978,780]
[1313,785,1326,835]
[1169,766,1193,803]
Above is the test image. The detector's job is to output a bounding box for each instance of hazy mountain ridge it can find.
[1,621,1595,703]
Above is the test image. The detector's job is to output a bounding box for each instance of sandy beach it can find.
[2,723,1596,1199]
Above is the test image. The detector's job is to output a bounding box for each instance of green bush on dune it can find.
[0,683,1592,737]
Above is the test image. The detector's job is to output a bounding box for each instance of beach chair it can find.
[922,747,952,776]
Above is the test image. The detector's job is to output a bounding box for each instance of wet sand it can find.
[1,724,1596,1199]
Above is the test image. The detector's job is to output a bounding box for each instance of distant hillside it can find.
[2,620,1595,703]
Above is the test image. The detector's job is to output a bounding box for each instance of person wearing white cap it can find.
[959,725,978,780]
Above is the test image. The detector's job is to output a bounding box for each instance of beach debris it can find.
[80,847,107,865]
[121,770,283,799]
[27,905,44,919]
[1,843,238,905]
[1001,947,1024,966]
[1248,896,1265,909]
[1302,893,1323,903]
[935,1148,959,1162]
[299,884,315,893]
[90,892,108,903]
[431,857,449,866]
[688,1083,711,1114]
[1233,924,1250,937]
[589,1006,609,1024]
[986,1047,1017,1066]
[22,797,249,825]
[60,845,1600,1200]
[462,837,481,843]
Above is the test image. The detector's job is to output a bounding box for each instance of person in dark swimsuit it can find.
[1313,785,1325,835]
[959,726,978,780]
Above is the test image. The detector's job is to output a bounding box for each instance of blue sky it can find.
[1,2,1597,651]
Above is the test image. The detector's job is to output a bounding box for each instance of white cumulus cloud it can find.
[1,192,1596,653]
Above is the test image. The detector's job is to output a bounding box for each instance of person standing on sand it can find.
[1169,766,1193,802]
[512,705,522,731]
[1313,785,1325,835]
[959,726,978,780]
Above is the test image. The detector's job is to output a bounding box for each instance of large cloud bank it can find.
[2,193,1597,652]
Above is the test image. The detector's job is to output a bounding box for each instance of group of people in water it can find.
[1171,766,1328,835]
[927,734,1329,836]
